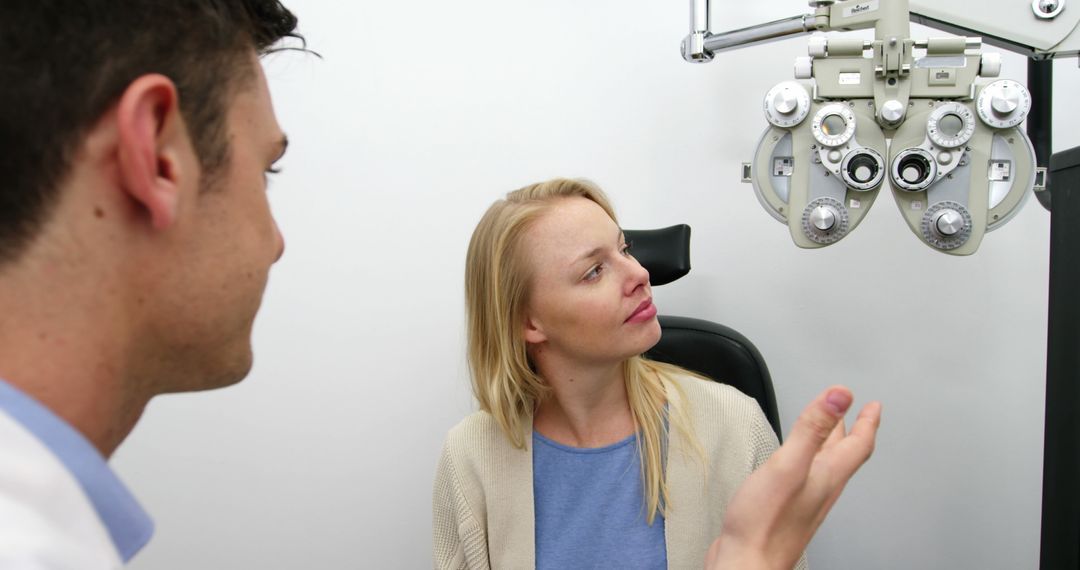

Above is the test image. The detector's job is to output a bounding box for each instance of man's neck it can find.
[0,245,148,458]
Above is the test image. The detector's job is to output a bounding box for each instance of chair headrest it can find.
[622,224,691,286]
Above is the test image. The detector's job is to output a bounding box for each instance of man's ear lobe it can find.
[115,74,192,230]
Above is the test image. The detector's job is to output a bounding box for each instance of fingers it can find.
[828,401,883,475]
[823,416,846,451]
[808,402,881,532]
[782,386,853,471]
[851,401,881,448]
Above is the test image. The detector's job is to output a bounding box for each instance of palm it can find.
[705,387,882,570]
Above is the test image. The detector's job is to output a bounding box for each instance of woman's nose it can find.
[622,255,650,296]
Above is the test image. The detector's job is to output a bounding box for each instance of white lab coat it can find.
[0,410,123,569]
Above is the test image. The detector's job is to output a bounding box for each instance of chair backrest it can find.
[624,225,783,440]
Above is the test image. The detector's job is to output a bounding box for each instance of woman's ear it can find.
[114,73,194,230]
[522,315,547,345]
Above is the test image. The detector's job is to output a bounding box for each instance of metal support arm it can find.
[683,14,820,62]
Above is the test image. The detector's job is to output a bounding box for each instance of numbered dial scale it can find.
[763,82,811,128]
[976,80,1032,129]
[927,102,976,149]
[811,104,857,148]
[801,197,850,244]
[921,201,973,250]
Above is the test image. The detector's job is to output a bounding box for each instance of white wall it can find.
[113,1,1078,568]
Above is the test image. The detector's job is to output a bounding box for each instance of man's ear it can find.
[115,74,193,230]
[522,314,547,345]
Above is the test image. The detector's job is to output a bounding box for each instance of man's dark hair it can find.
[0,1,301,264]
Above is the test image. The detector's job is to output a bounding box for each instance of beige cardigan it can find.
[432,375,808,570]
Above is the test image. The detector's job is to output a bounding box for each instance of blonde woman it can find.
[433,178,880,569]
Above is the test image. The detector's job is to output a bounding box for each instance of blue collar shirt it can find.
[0,378,153,562]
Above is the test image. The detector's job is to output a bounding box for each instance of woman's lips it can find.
[625,299,657,323]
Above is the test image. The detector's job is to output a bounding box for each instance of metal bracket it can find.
[1035,167,1049,191]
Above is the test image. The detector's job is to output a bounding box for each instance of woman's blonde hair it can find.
[464,178,700,524]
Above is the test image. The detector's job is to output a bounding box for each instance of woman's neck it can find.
[531,354,635,448]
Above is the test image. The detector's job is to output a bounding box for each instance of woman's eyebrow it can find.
[573,246,605,265]
[573,229,626,264]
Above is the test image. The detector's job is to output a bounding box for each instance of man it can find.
[0,2,878,568]
[0,1,299,566]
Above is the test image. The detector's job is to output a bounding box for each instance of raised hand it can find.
[705,386,882,570]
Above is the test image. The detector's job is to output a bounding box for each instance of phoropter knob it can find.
[933,209,965,237]
[809,205,837,231]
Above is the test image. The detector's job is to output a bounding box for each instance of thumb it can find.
[782,386,853,471]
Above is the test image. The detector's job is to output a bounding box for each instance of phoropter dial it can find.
[927,102,976,149]
[921,201,973,250]
[801,197,850,244]
[977,80,1031,129]
[811,104,856,148]
[764,82,811,128]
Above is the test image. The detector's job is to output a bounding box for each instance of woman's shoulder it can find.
[437,410,529,498]
[667,373,772,444]
[443,410,506,451]
[666,372,778,468]
[440,411,527,468]
[668,372,762,415]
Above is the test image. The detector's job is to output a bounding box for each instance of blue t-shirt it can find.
[533,430,666,569]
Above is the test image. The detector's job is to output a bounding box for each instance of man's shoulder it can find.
[0,411,123,568]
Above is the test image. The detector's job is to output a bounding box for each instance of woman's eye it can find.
[620,241,634,257]
[263,166,282,186]
[584,264,604,281]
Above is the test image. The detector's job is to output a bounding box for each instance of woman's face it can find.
[521,196,661,367]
